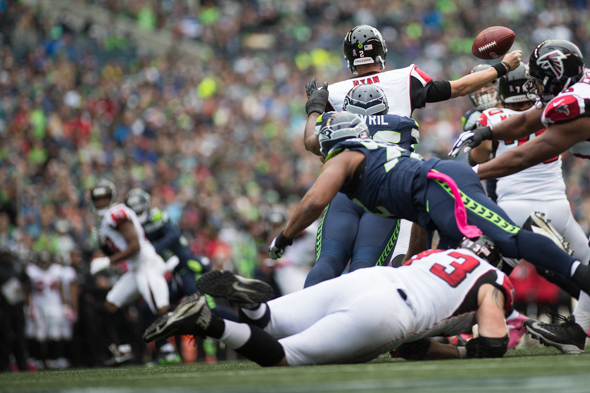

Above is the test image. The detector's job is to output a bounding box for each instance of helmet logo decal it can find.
[358,43,363,49]
[537,50,567,78]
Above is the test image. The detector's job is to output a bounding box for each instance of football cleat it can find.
[506,311,529,349]
[522,212,573,255]
[146,351,182,367]
[103,344,134,367]
[196,270,274,308]
[524,314,586,354]
[143,293,212,343]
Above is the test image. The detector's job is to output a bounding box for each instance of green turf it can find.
[2,347,590,393]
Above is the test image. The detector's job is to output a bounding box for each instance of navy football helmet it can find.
[318,112,369,159]
[343,84,389,116]
[125,188,151,224]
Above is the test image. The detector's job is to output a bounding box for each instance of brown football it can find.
[472,26,515,60]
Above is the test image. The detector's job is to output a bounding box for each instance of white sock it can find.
[220,320,252,349]
[242,303,267,320]
[573,291,590,333]
[571,261,581,277]
[118,344,131,354]
[506,309,519,320]
[160,343,175,353]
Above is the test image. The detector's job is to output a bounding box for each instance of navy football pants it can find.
[304,192,400,287]
[424,160,577,278]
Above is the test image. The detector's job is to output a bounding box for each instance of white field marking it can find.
[8,356,590,385]
[20,374,590,393]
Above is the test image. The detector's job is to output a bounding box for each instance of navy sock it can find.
[515,230,575,277]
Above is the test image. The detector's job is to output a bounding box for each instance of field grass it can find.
[2,346,590,393]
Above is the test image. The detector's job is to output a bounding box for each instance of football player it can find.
[270,112,590,313]
[449,39,590,353]
[144,236,513,366]
[304,24,522,266]
[25,251,66,369]
[301,85,419,287]
[468,63,590,348]
[125,188,237,365]
[89,179,169,365]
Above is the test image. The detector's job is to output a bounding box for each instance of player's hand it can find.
[448,126,493,157]
[90,256,111,275]
[461,110,482,131]
[62,305,77,322]
[165,255,180,272]
[269,232,293,260]
[502,50,522,72]
[305,78,329,116]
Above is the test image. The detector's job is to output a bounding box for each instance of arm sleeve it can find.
[410,77,452,110]
[153,222,181,255]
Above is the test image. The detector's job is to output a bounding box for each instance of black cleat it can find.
[524,314,586,354]
[143,293,212,343]
[523,212,573,255]
[196,270,274,308]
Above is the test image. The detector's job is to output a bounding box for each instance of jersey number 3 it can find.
[430,251,480,288]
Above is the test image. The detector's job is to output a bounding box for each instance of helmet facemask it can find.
[469,83,499,110]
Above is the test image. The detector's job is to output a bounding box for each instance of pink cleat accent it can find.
[507,311,529,349]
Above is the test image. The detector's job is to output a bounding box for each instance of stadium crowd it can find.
[2,0,590,371]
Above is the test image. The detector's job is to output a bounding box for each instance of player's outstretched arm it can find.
[477,118,590,179]
[282,151,363,240]
[449,106,543,157]
[270,152,360,260]
[449,50,521,98]
[303,112,321,155]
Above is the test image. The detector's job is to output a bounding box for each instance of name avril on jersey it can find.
[358,115,389,125]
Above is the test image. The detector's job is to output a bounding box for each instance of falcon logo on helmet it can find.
[537,50,567,78]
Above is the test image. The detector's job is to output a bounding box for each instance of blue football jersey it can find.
[315,111,419,151]
[328,139,425,222]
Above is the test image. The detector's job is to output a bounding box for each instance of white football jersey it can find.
[387,248,513,340]
[541,68,590,159]
[327,65,433,117]
[60,265,77,304]
[478,107,565,202]
[99,204,157,270]
[27,263,63,307]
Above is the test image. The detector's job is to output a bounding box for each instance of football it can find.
[472,26,515,60]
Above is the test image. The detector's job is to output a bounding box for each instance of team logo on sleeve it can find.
[554,100,570,116]
[537,50,567,78]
